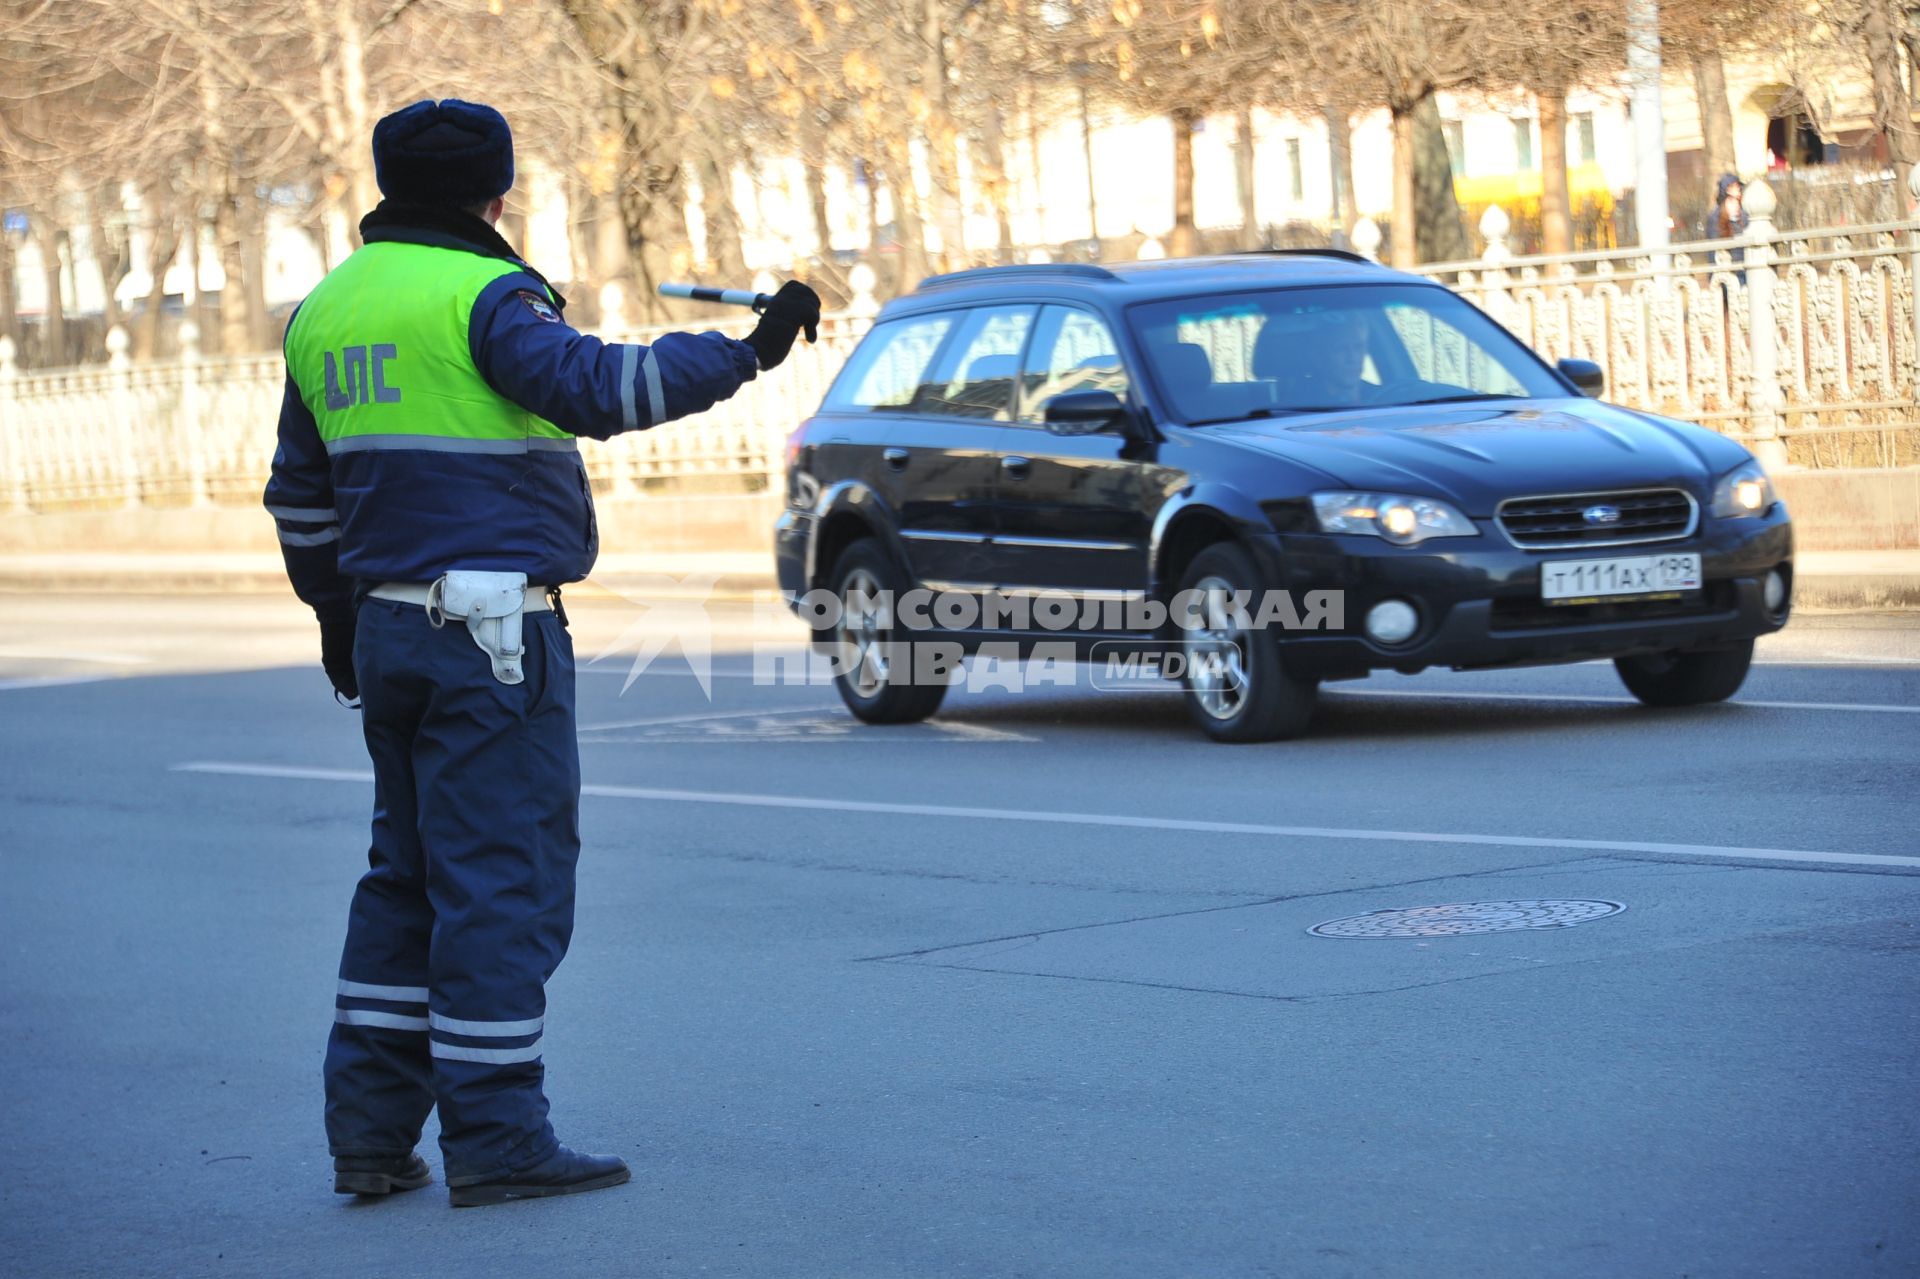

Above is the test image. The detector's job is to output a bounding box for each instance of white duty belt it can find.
[367,571,552,686]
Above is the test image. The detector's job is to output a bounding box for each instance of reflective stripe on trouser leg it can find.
[324,605,436,1158]
[412,608,579,1182]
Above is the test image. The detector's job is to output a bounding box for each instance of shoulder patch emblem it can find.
[517,290,560,323]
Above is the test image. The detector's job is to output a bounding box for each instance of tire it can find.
[1613,638,1754,707]
[1175,542,1318,742]
[821,538,950,725]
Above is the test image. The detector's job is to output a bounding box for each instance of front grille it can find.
[1489,582,1735,631]
[1496,488,1696,548]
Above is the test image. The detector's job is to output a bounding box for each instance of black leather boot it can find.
[334,1152,433,1196]
[447,1146,630,1207]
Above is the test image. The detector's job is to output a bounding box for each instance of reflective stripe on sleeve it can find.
[431,1040,544,1065]
[265,505,339,523]
[620,344,639,432]
[324,434,576,456]
[338,979,429,1003]
[278,526,341,547]
[336,1008,429,1032]
[642,348,666,426]
[429,1012,544,1037]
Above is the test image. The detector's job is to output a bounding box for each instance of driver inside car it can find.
[1253,309,1374,410]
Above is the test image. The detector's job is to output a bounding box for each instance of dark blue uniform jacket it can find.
[264,219,759,620]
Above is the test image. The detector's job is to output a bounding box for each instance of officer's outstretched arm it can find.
[470,274,760,440]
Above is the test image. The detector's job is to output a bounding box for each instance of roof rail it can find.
[1236,248,1372,265]
[916,262,1121,290]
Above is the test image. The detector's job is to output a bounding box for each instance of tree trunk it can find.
[883,142,931,293]
[86,186,128,343]
[241,192,272,350]
[1412,93,1470,264]
[1325,103,1356,237]
[1539,86,1573,255]
[332,0,378,227]
[1866,0,1916,208]
[1692,52,1737,184]
[1235,105,1259,247]
[981,109,1016,264]
[920,0,964,268]
[0,230,16,355]
[803,151,843,297]
[697,147,748,283]
[1390,104,1416,268]
[616,159,685,321]
[213,188,250,354]
[1079,84,1100,249]
[29,219,67,367]
[134,211,180,362]
[1170,106,1199,257]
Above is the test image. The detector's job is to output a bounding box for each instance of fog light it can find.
[1763,568,1788,613]
[1365,599,1419,645]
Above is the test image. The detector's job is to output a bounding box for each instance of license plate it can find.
[1541,553,1701,602]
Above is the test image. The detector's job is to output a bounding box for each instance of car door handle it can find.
[882,447,910,470]
[1001,455,1031,478]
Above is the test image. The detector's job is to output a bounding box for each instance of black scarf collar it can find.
[358,200,566,313]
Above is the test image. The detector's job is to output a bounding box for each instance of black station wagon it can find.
[774,252,1793,742]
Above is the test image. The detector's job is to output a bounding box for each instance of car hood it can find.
[1204,399,1750,515]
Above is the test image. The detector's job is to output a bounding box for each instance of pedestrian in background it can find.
[1714,174,1750,240]
[263,98,820,1207]
[1713,173,1750,288]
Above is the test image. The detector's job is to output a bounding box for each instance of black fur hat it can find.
[372,99,514,207]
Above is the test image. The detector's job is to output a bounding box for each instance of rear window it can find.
[822,314,954,410]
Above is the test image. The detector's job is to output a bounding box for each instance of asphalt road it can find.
[2,593,1917,1278]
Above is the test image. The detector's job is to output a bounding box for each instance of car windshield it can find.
[1128,284,1567,425]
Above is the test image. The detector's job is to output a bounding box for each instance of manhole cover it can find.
[1309,900,1625,939]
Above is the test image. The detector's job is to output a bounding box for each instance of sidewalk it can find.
[0,550,778,599]
[0,548,1915,610]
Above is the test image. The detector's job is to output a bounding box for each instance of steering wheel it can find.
[1356,377,1423,406]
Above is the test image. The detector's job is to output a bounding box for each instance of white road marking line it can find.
[586,717,1037,744]
[593,665,1918,712]
[170,761,1920,870]
[0,674,122,692]
[0,648,150,665]
[578,667,810,680]
[1328,688,1920,714]
[1755,657,1920,668]
[927,719,1037,742]
[578,705,838,732]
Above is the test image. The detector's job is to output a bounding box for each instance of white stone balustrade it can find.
[3,203,1918,516]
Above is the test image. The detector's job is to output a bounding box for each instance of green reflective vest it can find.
[285,241,571,451]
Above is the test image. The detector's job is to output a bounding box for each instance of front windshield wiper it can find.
[1187,407,1285,427]
[1398,392,1527,406]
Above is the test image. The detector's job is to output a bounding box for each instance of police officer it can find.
[264,99,820,1207]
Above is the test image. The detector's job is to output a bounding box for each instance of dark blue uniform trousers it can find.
[324,597,579,1182]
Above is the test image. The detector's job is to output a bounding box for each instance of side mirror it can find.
[1558,358,1605,398]
[1042,389,1128,435]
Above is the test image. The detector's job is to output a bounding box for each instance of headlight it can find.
[1710,463,1773,518]
[1310,492,1477,545]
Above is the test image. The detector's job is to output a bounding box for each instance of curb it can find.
[1789,574,1920,612]
[0,567,780,602]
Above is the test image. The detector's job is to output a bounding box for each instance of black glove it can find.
[744,280,822,371]
[318,613,359,703]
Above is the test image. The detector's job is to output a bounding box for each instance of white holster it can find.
[427,570,531,685]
